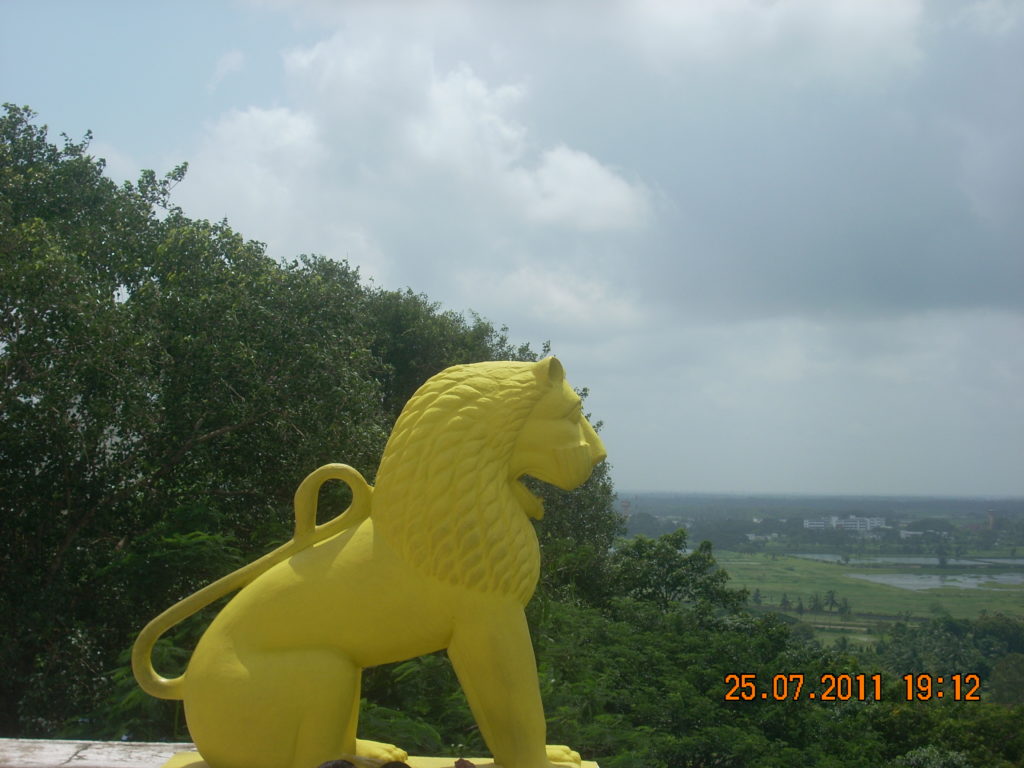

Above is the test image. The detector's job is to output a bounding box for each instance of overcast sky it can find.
[3,0,1022,496]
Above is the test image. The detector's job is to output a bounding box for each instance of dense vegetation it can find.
[2,105,1022,767]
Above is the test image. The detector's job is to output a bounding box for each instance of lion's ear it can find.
[537,356,564,385]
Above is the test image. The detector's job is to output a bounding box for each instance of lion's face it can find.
[371,356,605,599]
[510,358,607,519]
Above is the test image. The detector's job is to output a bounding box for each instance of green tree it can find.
[532,460,623,606]
[0,105,550,738]
[891,745,971,768]
[825,589,839,614]
[988,653,1024,706]
[608,529,746,612]
[2,105,197,733]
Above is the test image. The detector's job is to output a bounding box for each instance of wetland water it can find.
[793,554,1024,566]
[791,553,1024,591]
[846,572,1024,591]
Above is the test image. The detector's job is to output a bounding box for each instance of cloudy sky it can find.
[3,1,1022,497]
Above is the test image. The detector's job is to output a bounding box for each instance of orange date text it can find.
[724,673,881,702]
[724,673,983,702]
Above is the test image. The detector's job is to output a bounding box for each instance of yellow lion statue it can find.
[133,357,607,768]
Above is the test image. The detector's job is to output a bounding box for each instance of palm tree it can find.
[838,598,851,620]
[825,590,839,613]
[809,593,823,613]
[824,590,839,625]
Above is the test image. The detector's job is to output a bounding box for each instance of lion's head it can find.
[372,357,606,603]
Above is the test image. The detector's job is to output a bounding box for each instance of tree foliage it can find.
[0,105,548,736]
[608,529,746,612]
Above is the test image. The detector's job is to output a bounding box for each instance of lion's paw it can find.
[355,738,408,762]
[545,744,581,766]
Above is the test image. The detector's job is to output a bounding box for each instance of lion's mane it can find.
[372,361,548,604]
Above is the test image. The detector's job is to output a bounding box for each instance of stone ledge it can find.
[0,739,191,768]
[0,741,598,768]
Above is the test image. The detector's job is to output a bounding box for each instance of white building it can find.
[803,515,886,531]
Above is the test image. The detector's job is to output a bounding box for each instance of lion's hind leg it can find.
[186,647,362,768]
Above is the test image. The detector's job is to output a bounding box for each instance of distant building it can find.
[900,527,949,539]
[803,515,886,532]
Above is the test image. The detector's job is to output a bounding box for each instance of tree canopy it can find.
[0,104,621,734]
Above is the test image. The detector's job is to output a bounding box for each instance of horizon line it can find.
[615,489,1024,501]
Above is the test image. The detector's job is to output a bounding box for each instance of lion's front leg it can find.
[354,739,407,763]
[448,600,574,768]
[545,745,581,766]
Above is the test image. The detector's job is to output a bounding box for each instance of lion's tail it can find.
[131,551,277,699]
[131,463,373,700]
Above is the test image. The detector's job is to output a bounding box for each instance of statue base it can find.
[162,751,598,768]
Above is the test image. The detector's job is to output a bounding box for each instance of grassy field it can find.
[715,551,1024,643]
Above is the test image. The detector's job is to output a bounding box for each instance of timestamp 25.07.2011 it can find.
[724,673,982,702]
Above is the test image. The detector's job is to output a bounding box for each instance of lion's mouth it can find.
[555,443,602,485]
